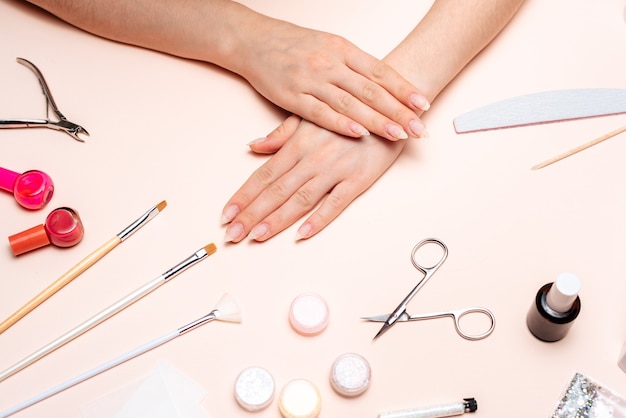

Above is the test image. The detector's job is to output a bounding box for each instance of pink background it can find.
[1,0,626,416]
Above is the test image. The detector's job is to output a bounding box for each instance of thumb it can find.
[248,115,302,154]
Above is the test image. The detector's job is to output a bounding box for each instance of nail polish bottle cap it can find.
[14,170,54,210]
[330,353,371,397]
[547,272,581,312]
[234,366,275,412]
[8,224,51,256]
[8,207,84,256]
[44,207,84,247]
[289,293,329,336]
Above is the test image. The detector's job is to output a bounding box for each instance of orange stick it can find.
[532,124,626,170]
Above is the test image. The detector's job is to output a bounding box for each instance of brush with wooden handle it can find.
[0,200,167,334]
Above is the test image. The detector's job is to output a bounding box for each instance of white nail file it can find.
[453,88,626,133]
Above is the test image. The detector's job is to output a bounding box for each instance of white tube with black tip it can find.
[379,397,478,418]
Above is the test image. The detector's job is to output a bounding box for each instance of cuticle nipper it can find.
[0,57,89,142]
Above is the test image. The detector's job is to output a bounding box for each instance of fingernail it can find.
[224,222,245,242]
[247,137,268,146]
[410,93,430,111]
[249,223,270,240]
[349,122,370,137]
[385,124,408,140]
[295,223,313,241]
[221,204,240,224]
[409,119,429,138]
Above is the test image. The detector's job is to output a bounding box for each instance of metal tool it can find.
[362,238,495,340]
[0,57,89,142]
[453,88,626,133]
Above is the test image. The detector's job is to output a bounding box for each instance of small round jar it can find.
[8,207,84,256]
[234,366,275,412]
[289,293,329,336]
[278,379,321,418]
[330,352,371,397]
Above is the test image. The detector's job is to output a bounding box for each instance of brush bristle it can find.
[214,293,242,323]
[156,200,167,211]
[204,243,217,256]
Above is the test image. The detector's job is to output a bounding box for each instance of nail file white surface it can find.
[453,88,626,133]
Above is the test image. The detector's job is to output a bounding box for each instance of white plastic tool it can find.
[453,88,626,133]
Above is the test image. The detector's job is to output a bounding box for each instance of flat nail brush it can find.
[0,243,217,382]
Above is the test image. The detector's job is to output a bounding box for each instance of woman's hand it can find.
[234,20,429,141]
[221,115,407,242]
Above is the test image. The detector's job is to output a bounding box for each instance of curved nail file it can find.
[454,88,626,133]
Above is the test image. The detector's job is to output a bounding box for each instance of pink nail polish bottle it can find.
[0,166,54,210]
[8,207,84,256]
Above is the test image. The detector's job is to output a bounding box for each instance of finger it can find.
[331,69,430,139]
[295,180,364,241]
[248,115,302,155]
[286,93,372,139]
[308,75,428,141]
[248,171,340,242]
[225,158,316,242]
[221,144,301,232]
[292,91,416,142]
[345,50,430,112]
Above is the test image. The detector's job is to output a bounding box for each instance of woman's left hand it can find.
[221,115,406,242]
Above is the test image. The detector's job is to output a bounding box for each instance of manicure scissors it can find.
[0,57,89,142]
[362,238,496,340]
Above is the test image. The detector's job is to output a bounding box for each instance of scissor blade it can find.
[373,322,392,340]
[361,314,390,322]
[361,313,409,322]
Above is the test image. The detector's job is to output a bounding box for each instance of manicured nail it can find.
[349,122,370,137]
[295,223,313,241]
[385,124,408,140]
[249,223,270,240]
[409,119,429,138]
[247,137,268,146]
[221,204,240,224]
[410,93,430,111]
[224,222,245,242]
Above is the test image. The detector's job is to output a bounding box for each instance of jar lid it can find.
[289,293,329,336]
[330,353,371,397]
[234,366,275,411]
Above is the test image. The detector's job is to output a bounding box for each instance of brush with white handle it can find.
[0,293,242,418]
[0,243,217,383]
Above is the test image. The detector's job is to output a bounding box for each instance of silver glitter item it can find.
[552,373,626,418]
[330,353,371,397]
[234,366,275,412]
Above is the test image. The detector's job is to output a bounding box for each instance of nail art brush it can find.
[0,243,216,383]
[532,124,626,170]
[0,293,241,418]
[0,201,167,335]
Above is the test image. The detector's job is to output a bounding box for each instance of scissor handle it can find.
[451,307,495,340]
[410,238,448,276]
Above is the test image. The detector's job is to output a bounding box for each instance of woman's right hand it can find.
[233,19,430,141]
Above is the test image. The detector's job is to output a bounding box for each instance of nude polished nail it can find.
[221,204,240,224]
[249,223,270,240]
[410,93,430,111]
[224,222,245,242]
[409,119,429,138]
[385,124,408,140]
